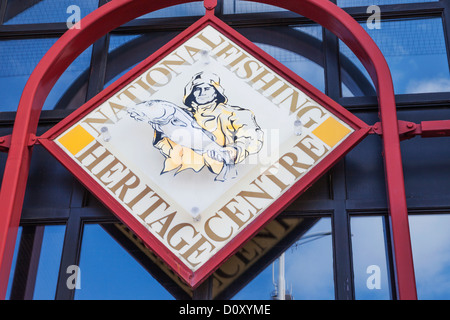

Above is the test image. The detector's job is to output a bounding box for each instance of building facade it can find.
[1,0,450,300]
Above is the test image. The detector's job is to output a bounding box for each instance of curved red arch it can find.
[259,0,416,300]
[0,0,416,299]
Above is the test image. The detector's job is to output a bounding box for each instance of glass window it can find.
[340,18,450,97]
[75,224,174,300]
[6,225,65,300]
[45,45,93,110]
[239,25,325,93]
[337,0,438,7]
[104,34,142,89]
[345,132,386,201]
[399,111,450,199]
[5,227,22,300]
[351,216,392,299]
[23,145,74,210]
[137,2,205,19]
[0,38,92,111]
[4,0,98,25]
[232,218,334,300]
[0,38,56,111]
[409,214,450,300]
[105,32,180,89]
[223,0,286,14]
[106,26,324,94]
[109,34,142,52]
[33,225,66,300]
[254,42,325,94]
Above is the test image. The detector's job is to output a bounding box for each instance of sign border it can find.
[40,13,370,288]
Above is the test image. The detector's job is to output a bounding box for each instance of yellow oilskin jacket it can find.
[154,101,263,175]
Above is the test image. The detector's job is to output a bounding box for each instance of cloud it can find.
[406,77,450,94]
[409,215,450,299]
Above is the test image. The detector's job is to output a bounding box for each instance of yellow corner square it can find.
[312,117,351,147]
[58,125,95,156]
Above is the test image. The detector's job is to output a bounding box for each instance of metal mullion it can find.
[85,33,110,101]
[343,2,444,21]
[280,210,334,218]
[113,11,312,34]
[0,0,7,25]
[215,0,224,17]
[332,204,354,300]
[0,110,78,127]
[345,201,388,213]
[382,213,398,300]
[347,197,450,213]
[54,209,83,300]
[440,0,450,77]
[0,23,67,39]
[84,0,111,100]
[9,225,45,300]
[323,18,356,296]
[20,208,70,223]
[54,180,86,300]
[339,92,450,111]
[192,278,213,300]
[112,15,201,34]
[323,25,342,101]
[330,159,355,300]
[223,11,312,28]
[282,201,335,214]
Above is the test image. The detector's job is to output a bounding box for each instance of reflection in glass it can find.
[33,225,66,299]
[105,32,180,89]
[0,38,56,111]
[105,26,324,95]
[233,218,334,300]
[109,34,141,53]
[337,0,437,7]
[45,45,93,110]
[242,25,324,93]
[4,0,98,25]
[75,224,174,300]
[104,34,142,89]
[409,214,450,300]
[254,42,325,94]
[223,0,286,14]
[0,38,92,111]
[351,216,391,300]
[340,18,450,96]
[6,225,65,300]
[5,227,22,300]
[137,2,204,19]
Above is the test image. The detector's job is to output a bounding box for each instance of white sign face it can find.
[54,25,353,272]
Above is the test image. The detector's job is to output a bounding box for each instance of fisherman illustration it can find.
[127,71,264,181]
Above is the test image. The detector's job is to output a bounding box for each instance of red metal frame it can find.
[39,12,369,289]
[0,0,417,299]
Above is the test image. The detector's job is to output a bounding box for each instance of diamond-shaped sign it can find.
[40,14,369,288]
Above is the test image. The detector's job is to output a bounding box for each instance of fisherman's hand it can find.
[206,147,237,164]
[222,147,237,163]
